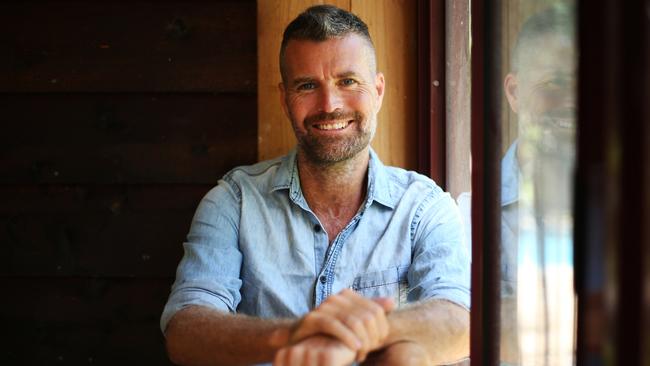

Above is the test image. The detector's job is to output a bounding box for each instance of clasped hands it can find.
[272,288,420,366]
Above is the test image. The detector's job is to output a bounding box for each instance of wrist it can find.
[383,311,403,346]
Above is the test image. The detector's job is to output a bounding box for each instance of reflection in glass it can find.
[500,3,577,365]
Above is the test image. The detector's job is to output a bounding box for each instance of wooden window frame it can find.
[416,0,446,184]
[469,0,502,364]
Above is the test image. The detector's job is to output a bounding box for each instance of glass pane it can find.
[499,2,577,365]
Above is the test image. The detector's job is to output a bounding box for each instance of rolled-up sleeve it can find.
[408,190,471,310]
[160,179,243,334]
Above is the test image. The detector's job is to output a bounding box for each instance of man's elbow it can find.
[164,315,189,365]
[164,307,210,366]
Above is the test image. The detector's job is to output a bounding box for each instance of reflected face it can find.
[507,34,576,158]
[280,34,384,165]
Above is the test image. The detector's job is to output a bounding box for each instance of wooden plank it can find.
[0,94,256,146]
[1,277,173,365]
[0,185,210,277]
[2,144,255,184]
[0,94,257,183]
[0,1,256,93]
[446,0,471,199]
[352,0,417,170]
[257,0,350,161]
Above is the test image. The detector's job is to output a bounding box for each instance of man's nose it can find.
[318,85,343,113]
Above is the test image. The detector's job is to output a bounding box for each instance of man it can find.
[161,5,470,366]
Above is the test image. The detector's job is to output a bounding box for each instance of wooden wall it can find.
[1,1,257,364]
[257,0,418,170]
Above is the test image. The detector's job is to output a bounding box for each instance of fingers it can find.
[318,289,392,362]
[372,296,396,313]
[361,341,432,366]
[273,345,303,366]
[290,311,361,351]
[273,336,356,366]
[288,288,395,363]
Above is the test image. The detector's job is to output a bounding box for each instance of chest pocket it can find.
[351,266,409,307]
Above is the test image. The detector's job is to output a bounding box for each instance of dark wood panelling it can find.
[0,94,257,183]
[0,1,256,93]
[1,185,211,277]
[1,277,173,365]
[3,2,257,363]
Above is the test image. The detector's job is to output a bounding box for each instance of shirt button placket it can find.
[312,221,327,307]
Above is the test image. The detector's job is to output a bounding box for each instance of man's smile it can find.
[312,120,353,131]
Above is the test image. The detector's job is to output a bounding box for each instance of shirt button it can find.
[314,224,322,232]
[319,275,327,284]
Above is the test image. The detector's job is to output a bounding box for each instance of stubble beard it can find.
[294,110,374,166]
[519,110,576,161]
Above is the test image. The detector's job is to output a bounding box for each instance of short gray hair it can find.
[511,3,575,72]
[279,5,376,81]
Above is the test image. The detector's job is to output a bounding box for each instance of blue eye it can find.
[341,78,356,86]
[297,82,316,90]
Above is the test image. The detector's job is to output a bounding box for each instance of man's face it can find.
[505,32,576,213]
[279,34,385,165]
[506,33,576,159]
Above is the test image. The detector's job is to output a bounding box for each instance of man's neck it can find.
[296,148,370,241]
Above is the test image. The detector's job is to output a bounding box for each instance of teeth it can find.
[315,121,349,130]
[541,116,574,129]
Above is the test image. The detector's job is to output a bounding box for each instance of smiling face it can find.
[505,32,577,213]
[279,34,385,165]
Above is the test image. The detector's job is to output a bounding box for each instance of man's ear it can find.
[374,72,385,113]
[504,73,519,114]
[278,82,290,119]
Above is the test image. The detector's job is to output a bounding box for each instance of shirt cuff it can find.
[160,283,234,335]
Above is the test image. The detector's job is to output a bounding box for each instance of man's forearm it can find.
[385,299,470,364]
[165,305,293,366]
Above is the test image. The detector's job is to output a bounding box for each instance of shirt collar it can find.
[269,148,297,194]
[501,140,519,206]
[269,148,396,210]
[367,148,396,209]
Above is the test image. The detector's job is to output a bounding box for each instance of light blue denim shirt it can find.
[500,141,520,296]
[161,148,470,334]
[458,141,519,295]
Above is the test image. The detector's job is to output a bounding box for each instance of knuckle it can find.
[326,293,342,303]
[371,302,385,317]
[379,328,389,341]
[288,345,303,358]
[345,315,362,329]
[358,350,369,362]
[361,311,375,323]
[304,311,320,324]
[318,302,335,314]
